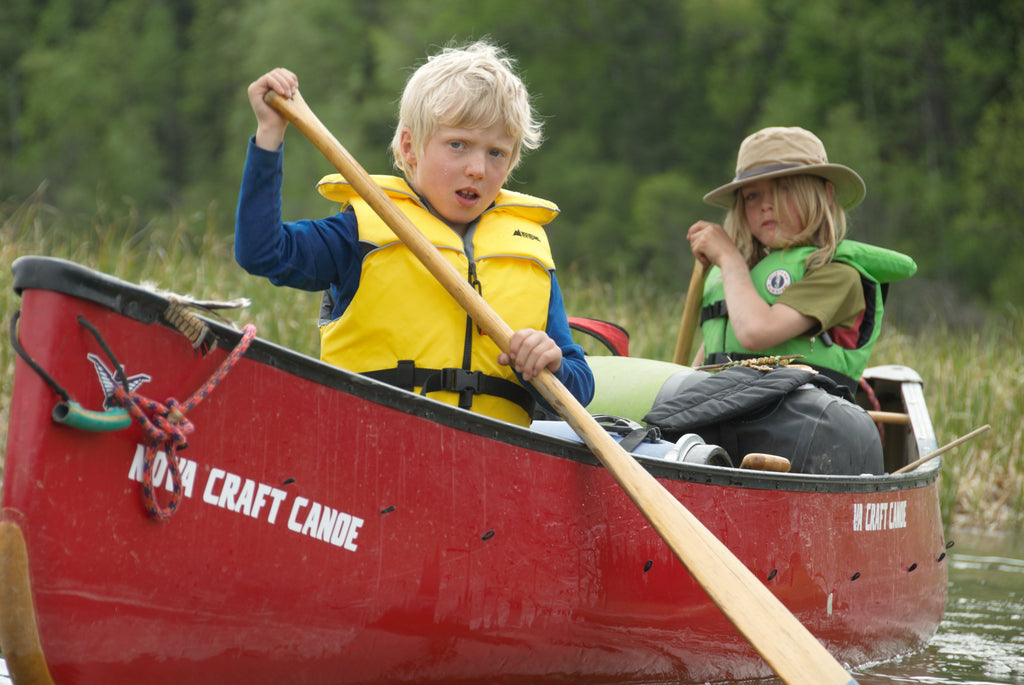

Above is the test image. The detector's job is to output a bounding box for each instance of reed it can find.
[2,196,1021,529]
[867,312,1024,530]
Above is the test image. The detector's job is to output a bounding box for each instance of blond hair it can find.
[723,175,847,271]
[390,40,542,177]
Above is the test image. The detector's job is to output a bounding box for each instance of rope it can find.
[696,354,804,372]
[110,324,257,521]
[12,310,257,520]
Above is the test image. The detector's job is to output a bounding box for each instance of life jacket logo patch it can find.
[765,269,792,296]
[512,228,540,242]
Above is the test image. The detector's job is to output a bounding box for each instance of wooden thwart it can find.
[741,453,793,472]
[868,410,910,425]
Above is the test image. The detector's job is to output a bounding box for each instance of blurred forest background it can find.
[2,0,1023,323]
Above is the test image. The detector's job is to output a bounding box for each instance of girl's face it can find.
[400,121,514,236]
[741,177,803,248]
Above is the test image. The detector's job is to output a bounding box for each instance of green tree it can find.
[628,171,706,284]
[951,71,1024,306]
[3,0,1024,315]
[14,0,181,210]
[0,0,41,199]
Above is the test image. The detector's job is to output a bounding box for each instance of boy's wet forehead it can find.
[439,115,516,138]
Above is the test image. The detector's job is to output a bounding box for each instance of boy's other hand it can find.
[500,328,562,381]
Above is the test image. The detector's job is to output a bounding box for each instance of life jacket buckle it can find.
[440,368,483,409]
[394,359,417,388]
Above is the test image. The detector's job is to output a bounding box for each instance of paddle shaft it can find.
[892,424,990,475]
[672,260,706,365]
[265,89,858,685]
[0,522,57,685]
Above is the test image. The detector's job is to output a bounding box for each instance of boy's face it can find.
[400,121,515,235]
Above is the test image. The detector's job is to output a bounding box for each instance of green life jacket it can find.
[700,240,917,392]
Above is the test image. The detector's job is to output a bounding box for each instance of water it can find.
[0,528,1019,685]
[847,527,1024,685]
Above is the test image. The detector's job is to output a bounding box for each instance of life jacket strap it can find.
[363,361,535,416]
[700,300,728,325]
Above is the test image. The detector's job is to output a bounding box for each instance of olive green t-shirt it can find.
[775,262,865,336]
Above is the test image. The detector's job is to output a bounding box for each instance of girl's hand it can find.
[687,220,743,269]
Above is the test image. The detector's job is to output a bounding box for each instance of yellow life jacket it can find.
[316,174,558,425]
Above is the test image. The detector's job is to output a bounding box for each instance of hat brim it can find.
[702,163,866,210]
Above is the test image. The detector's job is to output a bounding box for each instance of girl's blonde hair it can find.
[390,40,542,177]
[723,175,847,271]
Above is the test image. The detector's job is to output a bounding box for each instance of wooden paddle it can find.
[892,424,990,475]
[265,88,859,685]
[0,522,56,685]
[672,260,706,365]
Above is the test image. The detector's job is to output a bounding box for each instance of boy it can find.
[236,40,593,426]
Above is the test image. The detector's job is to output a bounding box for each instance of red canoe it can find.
[1,256,947,685]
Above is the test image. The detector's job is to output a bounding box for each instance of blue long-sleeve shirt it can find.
[234,138,594,410]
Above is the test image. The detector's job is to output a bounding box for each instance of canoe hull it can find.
[2,257,947,684]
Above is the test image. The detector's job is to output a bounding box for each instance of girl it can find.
[687,126,916,395]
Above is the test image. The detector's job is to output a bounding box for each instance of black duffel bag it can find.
[643,365,883,475]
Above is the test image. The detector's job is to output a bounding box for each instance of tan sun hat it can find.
[702,126,866,210]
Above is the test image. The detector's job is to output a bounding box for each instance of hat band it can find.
[734,162,806,181]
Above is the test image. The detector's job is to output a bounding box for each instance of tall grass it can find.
[869,314,1024,529]
[2,194,1021,530]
